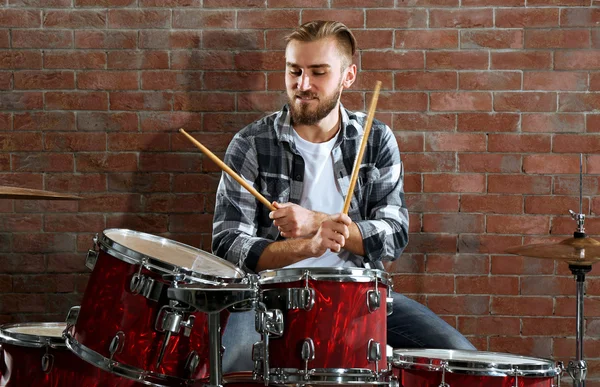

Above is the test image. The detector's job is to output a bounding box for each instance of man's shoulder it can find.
[236,111,280,140]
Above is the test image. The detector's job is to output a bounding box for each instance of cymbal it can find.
[506,237,600,266]
[0,186,82,200]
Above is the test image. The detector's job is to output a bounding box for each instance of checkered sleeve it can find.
[354,124,410,263]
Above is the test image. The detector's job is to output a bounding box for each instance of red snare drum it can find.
[65,229,246,387]
[223,371,276,387]
[392,349,562,387]
[0,322,133,386]
[256,267,390,384]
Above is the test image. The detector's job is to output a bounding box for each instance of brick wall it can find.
[0,0,599,382]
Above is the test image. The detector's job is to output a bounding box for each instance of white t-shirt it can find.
[284,129,357,268]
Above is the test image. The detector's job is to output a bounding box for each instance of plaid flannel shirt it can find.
[212,104,409,273]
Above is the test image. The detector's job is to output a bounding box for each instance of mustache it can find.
[295,92,318,99]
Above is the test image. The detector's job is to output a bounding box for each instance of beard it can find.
[288,82,343,126]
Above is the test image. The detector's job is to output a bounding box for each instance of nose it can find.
[297,73,311,91]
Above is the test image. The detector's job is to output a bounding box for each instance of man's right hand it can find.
[308,213,351,256]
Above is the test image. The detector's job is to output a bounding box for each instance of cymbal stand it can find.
[567,263,589,387]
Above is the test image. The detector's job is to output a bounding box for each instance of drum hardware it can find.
[108,331,125,361]
[185,350,200,377]
[437,360,449,387]
[301,338,315,379]
[367,339,382,372]
[261,287,315,311]
[507,366,522,387]
[65,306,80,327]
[41,345,54,373]
[367,276,381,312]
[85,233,99,270]
[386,297,393,316]
[130,259,167,302]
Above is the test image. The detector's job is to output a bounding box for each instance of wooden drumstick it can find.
[179,129,276,211]
[342,81,382,215]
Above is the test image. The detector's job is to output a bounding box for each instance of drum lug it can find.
[41,352,54,373]
[130,273,165,302]
[367,290,381,312]
[554,361,564,387]
[288,287,315,311]
[437,360,449,387]
[108,331,125,360]
[301,337,315,379]
[85,233,99,270]
[65,305,80,326]
[255,309,283,337]
[185,350,200,377]
[367,339,382,362]
[386,296,393,316]
[252,340,265,375]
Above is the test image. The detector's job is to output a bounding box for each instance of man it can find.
[213,20,475,372]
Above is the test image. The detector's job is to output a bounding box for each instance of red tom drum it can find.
[255,267,390,385]
[0,322,133,386]
[65,229,246,387]
[392,349,563,387]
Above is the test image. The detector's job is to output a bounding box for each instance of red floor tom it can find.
[255,267,390,385]
[65,228,246,386]
[392,349,562,387]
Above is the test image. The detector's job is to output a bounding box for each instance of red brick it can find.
[172,174,219,194]
[204,30,263,50]
[139,154,203,172]
[384,253,425,274]
[0,72,9,90]
[140,31,201,50]
[525,195,585,215]
[395,132,424,152]
[425,133,486,152]
[404,233,457,253]
[594,30,600,48]
[0,294,48,313]
[492,296,553,316]
[351,72,393,92]
[75,31,137,49]
[556,50,600,70]
[403,153,455,172]
[525,29,590,49]
[106,214,168,233]
[431,92,492,111]
[523,317,575,336]
[459,71,520,90]
[168,213,213,233]
[560,93,600,113]
[424,173,485,193]
[0,214,42,232]
[45,253,89,274]
[204,72,265,91]
[12,30,72,49]
[143,193,206,213]
[172,10,233,28]
[554,175,600,196]
[77,112,137,132]
[554,337,600,360]
[76,153,137,172]
[405,193,459,213]
[237,10,299,29]
[107,133,168,152]
[396,0,458,5]
[75,0,136,5]
[0,174,43,189]
[107,173,169,192]
[461,30,523,49]
[46,92,107,111]
[44,132,105,152]
[423,213,484,233]
[203,113,261,133]
[77,71,138,90]
[395,71,456,91]
[78,193,142,213]
[362,51,424,70]
[0,9,40,27]
[376,92,427,112]
[458,275,519,295]
[561,8,600,27]
[174,92,235,112]
[393,113,455,131]
[46,173,106,192]
[425,254,486,274]
[427,295,490,315]
[395,30,458,50]
[45,214,104,233]
[141,0,199,5]
[0,92,42,110]
[204,0,264,5]
[14,71,74,90]
[427,51,488,70]
[592,73,600,91]
[173,132,232,153]
[489,133,550,153]
[366,9,426,28]
[590,155,600,174]
[44,51,105,70]
[108,10,169,28]
[107,51,168,70]
[459,154,521,173]
[525,71,587,91]
[0,254,45,274]
[521,277,575,298]
[523,113,585,133]
[554,134,600,153]
[404,173,422,193]
[529,0,587,4]
[393,274,455,294]
[13,233,76,253]
[491,337,554,358]
[141,71,200,91]
[461,194,523,214]
[14,112,75,131]
[488,175,552,194]
[171,51,233,71]
[43,10,106,28]
[110,92,172,111]
[0,31,7,49]
[491,51,552,70]
[0,51,41,69]
[0,113,10,130]
[302,9,363,28]
[430,9,492,28]
[487,215,550,235]
[491,254,554,275]
[14,199,76,213]
[459,316,520,336]
[12,153,73,172]
[494,92,557,112]
[140,112,201,132]
[496,8,558,27]
[352,30,393,49]
[524,154,581,174]
[457,113,519,132]
[589,115,600,132]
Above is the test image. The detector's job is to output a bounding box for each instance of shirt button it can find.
[295,174,302,180]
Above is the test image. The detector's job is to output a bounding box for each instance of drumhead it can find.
[100,229,245,281]
[392,349,560,378]
[259,267,390,285]
[0,322,66,348]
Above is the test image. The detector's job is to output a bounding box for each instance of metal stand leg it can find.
[567,264,590,387]
[208,313,223,387]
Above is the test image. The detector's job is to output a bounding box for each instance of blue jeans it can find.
[221,290,475,373]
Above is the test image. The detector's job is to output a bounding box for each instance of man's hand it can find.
[308,213,352,257]
[269,202,328,238]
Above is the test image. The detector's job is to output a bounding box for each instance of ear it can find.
[342,64,357,89]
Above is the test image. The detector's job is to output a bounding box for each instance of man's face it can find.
[285,37,353,126]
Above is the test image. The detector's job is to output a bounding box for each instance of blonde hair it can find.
[285,20,357,68]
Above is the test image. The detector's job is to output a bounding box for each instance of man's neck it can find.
[293,105,341,143]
